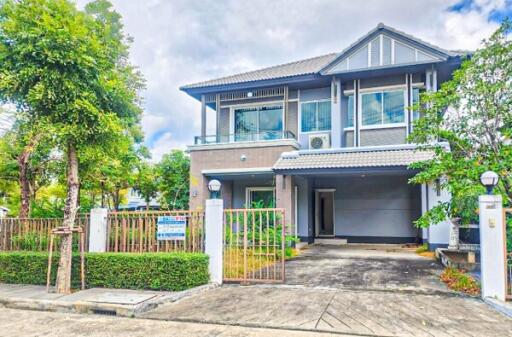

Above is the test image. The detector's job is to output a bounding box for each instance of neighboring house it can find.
[181,23,461,249]
[118,188,160,211]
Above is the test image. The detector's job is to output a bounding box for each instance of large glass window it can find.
[234,105,283,141]
[301,100,331,132]
[346,95,354,128]
[361,89,405,126]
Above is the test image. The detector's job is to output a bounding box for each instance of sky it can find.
[77,0,511,161]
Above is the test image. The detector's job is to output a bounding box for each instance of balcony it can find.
[194,130,296,145]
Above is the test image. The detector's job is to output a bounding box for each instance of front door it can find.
[315,189,335,237]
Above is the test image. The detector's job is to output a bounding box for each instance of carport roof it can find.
[273,146,435,171]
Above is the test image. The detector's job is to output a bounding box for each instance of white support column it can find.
[205,199,224,285]
[89,208,108,252]
[479,194,506,301]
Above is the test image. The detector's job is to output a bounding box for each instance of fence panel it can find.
[106,211,204,253]
[505,208,512,300]
[0,215,89,252]
[223,208,285,284]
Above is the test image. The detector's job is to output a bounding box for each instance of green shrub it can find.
[0,251,209,291]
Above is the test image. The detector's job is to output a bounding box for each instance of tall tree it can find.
[157,150,190,210]
[0,0,143,293]
[409,21,512,235]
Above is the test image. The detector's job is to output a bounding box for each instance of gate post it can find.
[89,208,108,252]
[205,199,223,285]
[479,194,506,301]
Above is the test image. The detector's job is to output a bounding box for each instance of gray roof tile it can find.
[180,53,338,90]
[273,148,434,170]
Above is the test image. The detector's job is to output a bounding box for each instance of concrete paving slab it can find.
[285,244,449,294]
[60,288,159,304]
[140,284,512,336]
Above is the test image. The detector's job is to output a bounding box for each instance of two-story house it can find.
[181,23,461,249]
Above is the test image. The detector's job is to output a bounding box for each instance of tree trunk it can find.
[18,147,34,218]
[55,142,79,294]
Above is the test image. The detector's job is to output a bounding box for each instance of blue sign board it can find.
[157,216,186,241]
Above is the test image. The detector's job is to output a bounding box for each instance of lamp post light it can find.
[208,179,222,199]
[480,171,499,195]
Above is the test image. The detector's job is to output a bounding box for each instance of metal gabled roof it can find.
[180,53,337,90]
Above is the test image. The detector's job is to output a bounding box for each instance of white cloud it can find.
[77,0,504,159]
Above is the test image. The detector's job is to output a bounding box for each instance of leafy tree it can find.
[409,21,512,241]
[133,162,159,211]
[0,0,143,293]
[157,150,190,210]
[0,119,60,217]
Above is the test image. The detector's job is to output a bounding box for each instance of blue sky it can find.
[77,0,510,161]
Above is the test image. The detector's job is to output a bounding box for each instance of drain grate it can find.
[91,309,117,316]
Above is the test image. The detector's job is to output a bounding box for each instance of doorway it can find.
[315,189,335,237]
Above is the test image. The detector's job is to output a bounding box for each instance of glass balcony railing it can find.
[194,130,296,145]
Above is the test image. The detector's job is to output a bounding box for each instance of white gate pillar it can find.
[479,194,506,301]
[89,208,108,252]
[205,199,223,285]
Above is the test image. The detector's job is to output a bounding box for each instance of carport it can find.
[273,145,433,245]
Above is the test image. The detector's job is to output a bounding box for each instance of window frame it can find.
[344,94,355,131]
[299,98,332,134]
[358,86,407,130]
[245,187,276,209]
[229,101,285,141]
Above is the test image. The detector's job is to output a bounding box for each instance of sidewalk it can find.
[0,283,215,317]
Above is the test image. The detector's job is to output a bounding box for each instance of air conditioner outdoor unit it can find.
[309,134,330,149]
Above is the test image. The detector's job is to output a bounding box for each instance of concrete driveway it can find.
[140,244,512,336]
[285,244,448,294]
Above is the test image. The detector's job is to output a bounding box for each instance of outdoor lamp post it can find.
[480,171,499,195]
[208,179,221,199]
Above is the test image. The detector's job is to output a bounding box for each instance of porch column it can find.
[221,180,233,209]
[201,94,207,139]
[215,93,221,142]
[276,174,295,236]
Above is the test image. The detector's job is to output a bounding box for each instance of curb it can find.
[0,283,218,318]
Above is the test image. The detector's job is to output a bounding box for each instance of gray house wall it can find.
[313,175,421,242]
[298,87,331,148]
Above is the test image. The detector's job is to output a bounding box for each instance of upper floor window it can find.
[234,105,283,141]
[301,100,331,132]
[412,87,425,121]
[346,95,354,128]
[361,89,405,126]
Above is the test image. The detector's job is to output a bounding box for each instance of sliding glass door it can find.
[234,105,283,141]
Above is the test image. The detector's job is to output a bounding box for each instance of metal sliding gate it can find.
[223,208,286,284]
[505,208,512,300]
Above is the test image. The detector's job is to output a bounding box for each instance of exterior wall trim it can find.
[188,139,300,152]
[202,167,274,176]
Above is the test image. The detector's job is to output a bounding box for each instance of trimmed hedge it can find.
[0,251,209,291]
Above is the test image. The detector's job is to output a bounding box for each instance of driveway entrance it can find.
[286,244,447,293]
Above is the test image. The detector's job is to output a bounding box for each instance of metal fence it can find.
[0,215,89,252]
[223,208,286,284]
[505,208,512,300]
[0,210,204,254]
[106,210,204,253]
